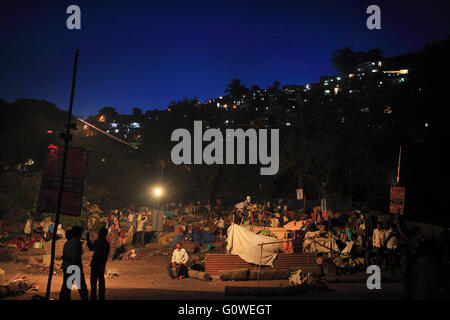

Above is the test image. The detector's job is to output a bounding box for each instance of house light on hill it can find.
[383,69,409,76]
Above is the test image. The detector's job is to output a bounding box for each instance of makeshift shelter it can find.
[226,224,278,266]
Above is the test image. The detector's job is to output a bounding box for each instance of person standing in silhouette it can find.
[87,227,110,300]
[59,226,88,300]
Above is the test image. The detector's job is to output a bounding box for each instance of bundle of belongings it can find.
[158,231,184,247]
[303,230,339,254]
[0,275,39,298]
[123,249,143,260]
[191,229,215,244]
[4,234,40,251]
[333,256,365,272]
[288,269,312,286]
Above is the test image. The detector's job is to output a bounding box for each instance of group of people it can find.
[304,209,413,273]
[59,225,193,300]
[59,226,110,300]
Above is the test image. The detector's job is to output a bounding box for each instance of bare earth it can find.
[0,253,404,300]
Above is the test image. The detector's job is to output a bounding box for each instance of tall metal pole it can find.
[396,145,402,185]
[45,49,79,299]
[257,244,263,288]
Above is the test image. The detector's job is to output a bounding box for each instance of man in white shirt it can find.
[372,223,385,267]
[135,216,147,245]
[168,242,189,280]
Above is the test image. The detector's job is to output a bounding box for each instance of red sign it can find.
[389,186,405,215]
[37,145,89,216]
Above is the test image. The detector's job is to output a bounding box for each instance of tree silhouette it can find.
[331,46,359,73]
[224,78,247,97]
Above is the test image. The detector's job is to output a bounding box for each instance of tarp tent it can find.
[226,223,278,266]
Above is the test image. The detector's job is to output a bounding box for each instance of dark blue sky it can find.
[1,0,449,117]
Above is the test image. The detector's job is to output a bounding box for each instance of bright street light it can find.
[153,187,163,197]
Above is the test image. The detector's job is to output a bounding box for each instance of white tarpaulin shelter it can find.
[226,223,278,266]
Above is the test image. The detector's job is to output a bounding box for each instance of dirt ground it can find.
[1,253,405,300]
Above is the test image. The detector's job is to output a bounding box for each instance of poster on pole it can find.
[37,145,89,216]
[389,185,405,215]
[296,188,304,200]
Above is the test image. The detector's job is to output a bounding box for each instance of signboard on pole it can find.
[37,145,89,216]
[296,188,304,200]
[389,185,405,215]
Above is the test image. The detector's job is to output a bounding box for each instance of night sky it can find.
[1,0,449,117]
